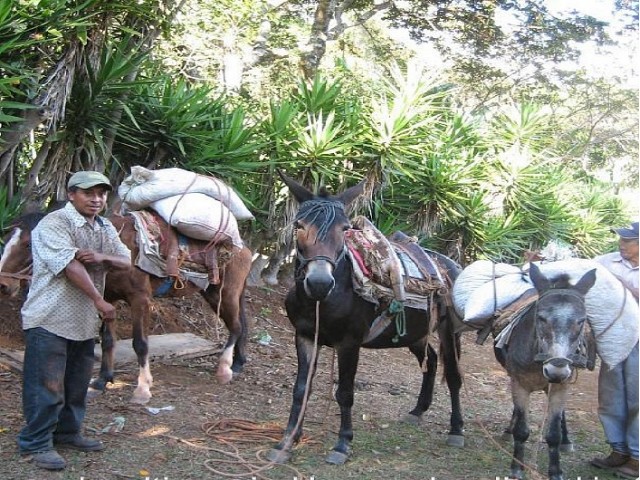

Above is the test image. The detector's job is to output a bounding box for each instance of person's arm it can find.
[64,259,117,320]
[74,249,131,271]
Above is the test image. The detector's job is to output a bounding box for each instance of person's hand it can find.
[95,298,116,322]
[75,249,104,266]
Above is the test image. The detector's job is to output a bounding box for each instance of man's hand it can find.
[95,298,116,321]
[75,249,104,266]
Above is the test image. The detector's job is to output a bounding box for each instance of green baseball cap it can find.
[67,171,112,191]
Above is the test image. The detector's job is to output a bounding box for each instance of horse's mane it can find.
[546,273,573,290]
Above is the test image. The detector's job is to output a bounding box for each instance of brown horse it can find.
[0,209,252,404]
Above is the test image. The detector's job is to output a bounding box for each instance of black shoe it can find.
[54,435,105,452]
[25,450,66,470]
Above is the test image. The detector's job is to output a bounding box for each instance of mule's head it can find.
[0,226,32,297]
[529,263,596,383]
[0,213,43,297]
[280,171,365,301]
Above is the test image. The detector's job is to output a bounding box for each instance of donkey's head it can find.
[529,263,596,383]
[279,171,365,301]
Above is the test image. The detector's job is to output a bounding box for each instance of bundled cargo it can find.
[151,193,243,249]
[452,260,525,322]
[119,166,254,220]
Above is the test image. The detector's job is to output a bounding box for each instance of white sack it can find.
[536,259,639,369]
[463,273,534,327]
[452,260,522,318]
[151,194,244,249]
[119,166,254,220]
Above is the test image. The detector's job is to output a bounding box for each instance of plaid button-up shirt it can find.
[21,202,131,340]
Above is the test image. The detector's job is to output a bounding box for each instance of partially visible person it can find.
[17,171,131,471]
[590,221,639,479]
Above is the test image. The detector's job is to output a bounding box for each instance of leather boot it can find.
[591,451,630,469]
[615,458,639,479]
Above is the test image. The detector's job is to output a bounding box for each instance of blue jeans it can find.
[598,341,639,459]
[17,327,95,454]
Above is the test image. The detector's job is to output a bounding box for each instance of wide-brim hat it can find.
[611,221,639,239]
[67,171,113,191]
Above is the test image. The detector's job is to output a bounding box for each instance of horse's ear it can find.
[528,263,551,293]
[278,169,314,204]
[336,178,366,207]
[574,268,597,296]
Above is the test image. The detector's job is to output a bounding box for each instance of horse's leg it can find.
[502,407,517,441]
[205,248,251,384]
[439,317,465,447]
[546,385,569,480]
[267,334,320,463]
[88,321,116,399]
[509,380,531,480]
[128,292,153,404]
[402,340,437,424]
[326,344,361,465]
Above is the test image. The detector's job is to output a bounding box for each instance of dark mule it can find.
[494,263,596,480]
[0,210,252,404]
[267,173,464,465]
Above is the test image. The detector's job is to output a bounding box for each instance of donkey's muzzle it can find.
[304,270,335,300]
[542,357,573,383]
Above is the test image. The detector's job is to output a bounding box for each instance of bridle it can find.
[292,199,349,280]
[533,288,589,368]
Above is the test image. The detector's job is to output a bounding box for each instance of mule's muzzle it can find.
[540,356,573,383]
[304,269,335,300]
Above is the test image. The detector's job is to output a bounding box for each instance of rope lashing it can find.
[389,299,407,343]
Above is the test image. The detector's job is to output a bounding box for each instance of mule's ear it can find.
[528,262,551,293]
[574,268,597,296]
[278,169,314,204]
[337,178,366,207]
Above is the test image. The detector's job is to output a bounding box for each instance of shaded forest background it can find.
[1,0,638,280]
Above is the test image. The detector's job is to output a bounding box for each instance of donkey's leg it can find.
[88,321,116,399]
[403,340,437,424]
[267,334,320,464]
[509,381,531,480]
[326,344,361,465]
[129,293,153,404]
[546,385,569,480]
[559,410,574,452]
[439,318,464,447]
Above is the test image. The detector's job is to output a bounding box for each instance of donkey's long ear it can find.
[337,178,366,208]
[574,268,597,296]
[278,169,314,204]
[528,262,551,293]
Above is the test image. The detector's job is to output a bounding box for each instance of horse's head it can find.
[0,213,43,297]
[280,171,366,301]
[529,262,596,383]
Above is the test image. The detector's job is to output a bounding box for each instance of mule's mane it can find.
[546,273,573,290]
[7,212,46,233]
[296,199,345,241]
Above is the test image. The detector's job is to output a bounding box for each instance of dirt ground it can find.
[0,283,616,480]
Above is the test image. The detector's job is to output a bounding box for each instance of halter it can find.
[533,287,589,368]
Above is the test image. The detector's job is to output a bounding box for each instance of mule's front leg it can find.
[546,387,569,480]
[326,345,360,465]
[129,295,152,404]
[266,335,319,464]
[509,383,531,480]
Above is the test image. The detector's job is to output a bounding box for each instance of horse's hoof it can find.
[501,432,514,442]
[130,388,152,405]
[508,469,524,480]
[86,387,103,401]
[265,448,291,464]
[559,443,574,453]
[446,434,465,448]
[400,413,422,426]
[326,450,349,465]
[216,367,233,385]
